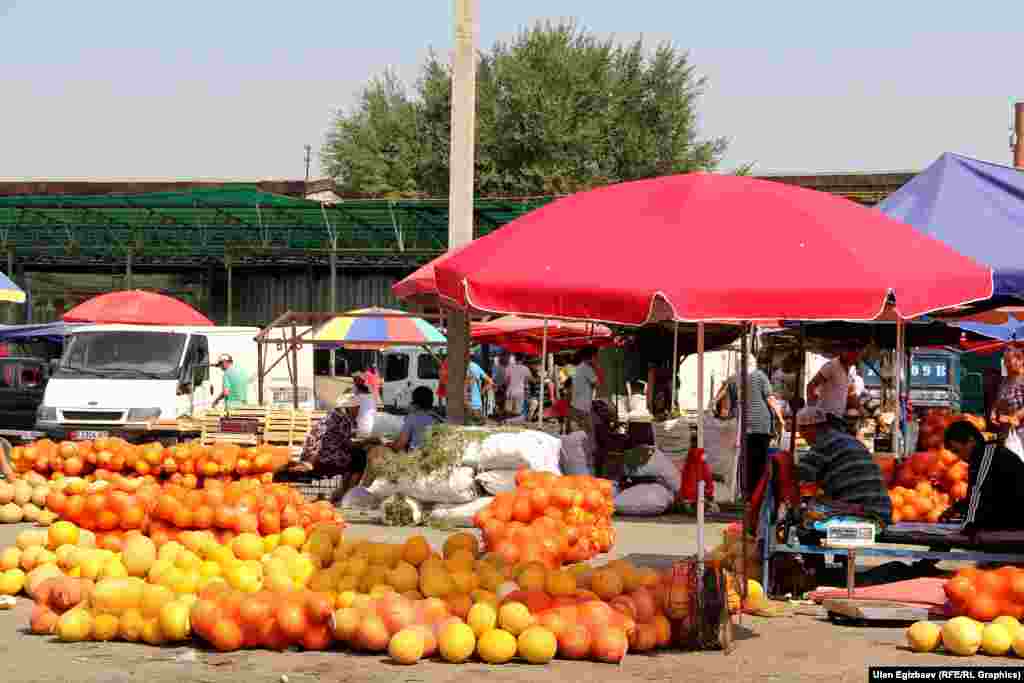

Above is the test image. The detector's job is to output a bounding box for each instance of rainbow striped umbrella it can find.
[0,272,25,304]
[313,307,446,349]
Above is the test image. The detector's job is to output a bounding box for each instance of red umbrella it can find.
[472,315,616,354]
[433,174,993,324]
[393,244,471,307]
[63,290,214,326]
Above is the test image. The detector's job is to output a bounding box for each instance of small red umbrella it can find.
[63,290,213,326]
[472,316,616,354]
[433,173,994,324]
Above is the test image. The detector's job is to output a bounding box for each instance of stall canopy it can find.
[433,173,994,324]
[63,290,213,326]
[877,153,1024,305]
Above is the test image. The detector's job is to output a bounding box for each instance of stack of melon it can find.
[0,474,57,525]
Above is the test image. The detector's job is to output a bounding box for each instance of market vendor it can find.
[393,386,438,451]
[794,406,892,523]
[212,354,248,410]
[292,394,367,503]
[806,348,862,428]
[940,420,1024,531]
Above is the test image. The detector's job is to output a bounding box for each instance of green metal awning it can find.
[0,186,556,266]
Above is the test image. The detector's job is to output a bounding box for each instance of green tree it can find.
[322,21,735,196]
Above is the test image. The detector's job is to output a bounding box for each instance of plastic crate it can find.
[286,474,344,501]
[219,418,261,434]
[271,386,312,406]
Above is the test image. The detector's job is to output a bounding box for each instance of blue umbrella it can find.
[0,272,24,304]
[955,313,1024,342]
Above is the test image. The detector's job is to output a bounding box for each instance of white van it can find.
[380,346,441,411]
[36,324,313,441]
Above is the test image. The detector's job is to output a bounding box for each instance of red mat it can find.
[809,577,949,607]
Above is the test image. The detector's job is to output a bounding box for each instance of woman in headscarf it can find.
[290,393,367,502]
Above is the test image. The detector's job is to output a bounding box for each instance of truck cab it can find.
[36,324,314,441]
[861,349,962,416]
[380,346,441,411]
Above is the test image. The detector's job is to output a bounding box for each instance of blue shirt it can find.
[468,361,485,410]
[401,411,438,450]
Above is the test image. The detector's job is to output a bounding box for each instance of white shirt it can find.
[814,358,850,417]
[505,363,531,400]
[356,394,376,437]
[849,366,866,397]
[572,363,598,412]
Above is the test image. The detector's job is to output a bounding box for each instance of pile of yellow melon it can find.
[907,616,1024,657]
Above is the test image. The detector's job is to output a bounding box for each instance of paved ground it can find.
[0,520,1014,683]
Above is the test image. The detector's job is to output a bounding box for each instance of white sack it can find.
[400,466,479,504]
[614,483,674,516]
[428,497,494,528]
[340,486,378,510]
[633,448,682,495]
[381,494,423,527]
[366,466,478,504]
[475,470,520,495]
[478,431,562,473]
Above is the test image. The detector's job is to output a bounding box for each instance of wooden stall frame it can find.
[254,310,450,408]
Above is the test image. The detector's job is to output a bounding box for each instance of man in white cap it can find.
[213,354,248,410]
[795,406,892,523]
[807,348,863,429]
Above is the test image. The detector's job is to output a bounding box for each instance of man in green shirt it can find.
[213,353,249,410]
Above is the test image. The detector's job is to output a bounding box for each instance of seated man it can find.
[361,387,439,489]
[393,386,438,452]
[794,406,892,524]
[940,420,1024,532]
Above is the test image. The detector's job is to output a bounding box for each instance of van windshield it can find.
[57,332,187,379]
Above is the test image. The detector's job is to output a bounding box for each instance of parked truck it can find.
[36,324,314,442]
[860,348,962,416]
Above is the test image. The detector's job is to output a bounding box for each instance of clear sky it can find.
[2,1,1021,180]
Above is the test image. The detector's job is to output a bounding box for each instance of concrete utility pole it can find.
[445,0,478,425]
[304,145,312,194]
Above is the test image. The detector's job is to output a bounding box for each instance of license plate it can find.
[70,431,108,441]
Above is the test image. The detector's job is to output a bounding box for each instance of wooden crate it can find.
[264,409,324,448]
[198,408,265,447]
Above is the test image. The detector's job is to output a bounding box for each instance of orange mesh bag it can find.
[662,559,732,652]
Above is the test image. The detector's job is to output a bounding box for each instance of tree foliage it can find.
[322,21,733,197]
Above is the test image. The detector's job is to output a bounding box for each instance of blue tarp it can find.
[0,322,84,343]
[877,153,1024,301]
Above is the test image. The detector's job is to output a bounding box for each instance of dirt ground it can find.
[0,519,1011,683]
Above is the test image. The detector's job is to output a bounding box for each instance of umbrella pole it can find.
[671,322,679,416]
[697,322,705,449]
[739,324,750,619]
[894,317,905,457]
[790,323,805,455]
[539,319,548,427]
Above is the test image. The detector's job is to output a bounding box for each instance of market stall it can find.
[420,172,994,621]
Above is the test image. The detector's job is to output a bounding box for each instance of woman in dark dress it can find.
[290,394,367,503]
